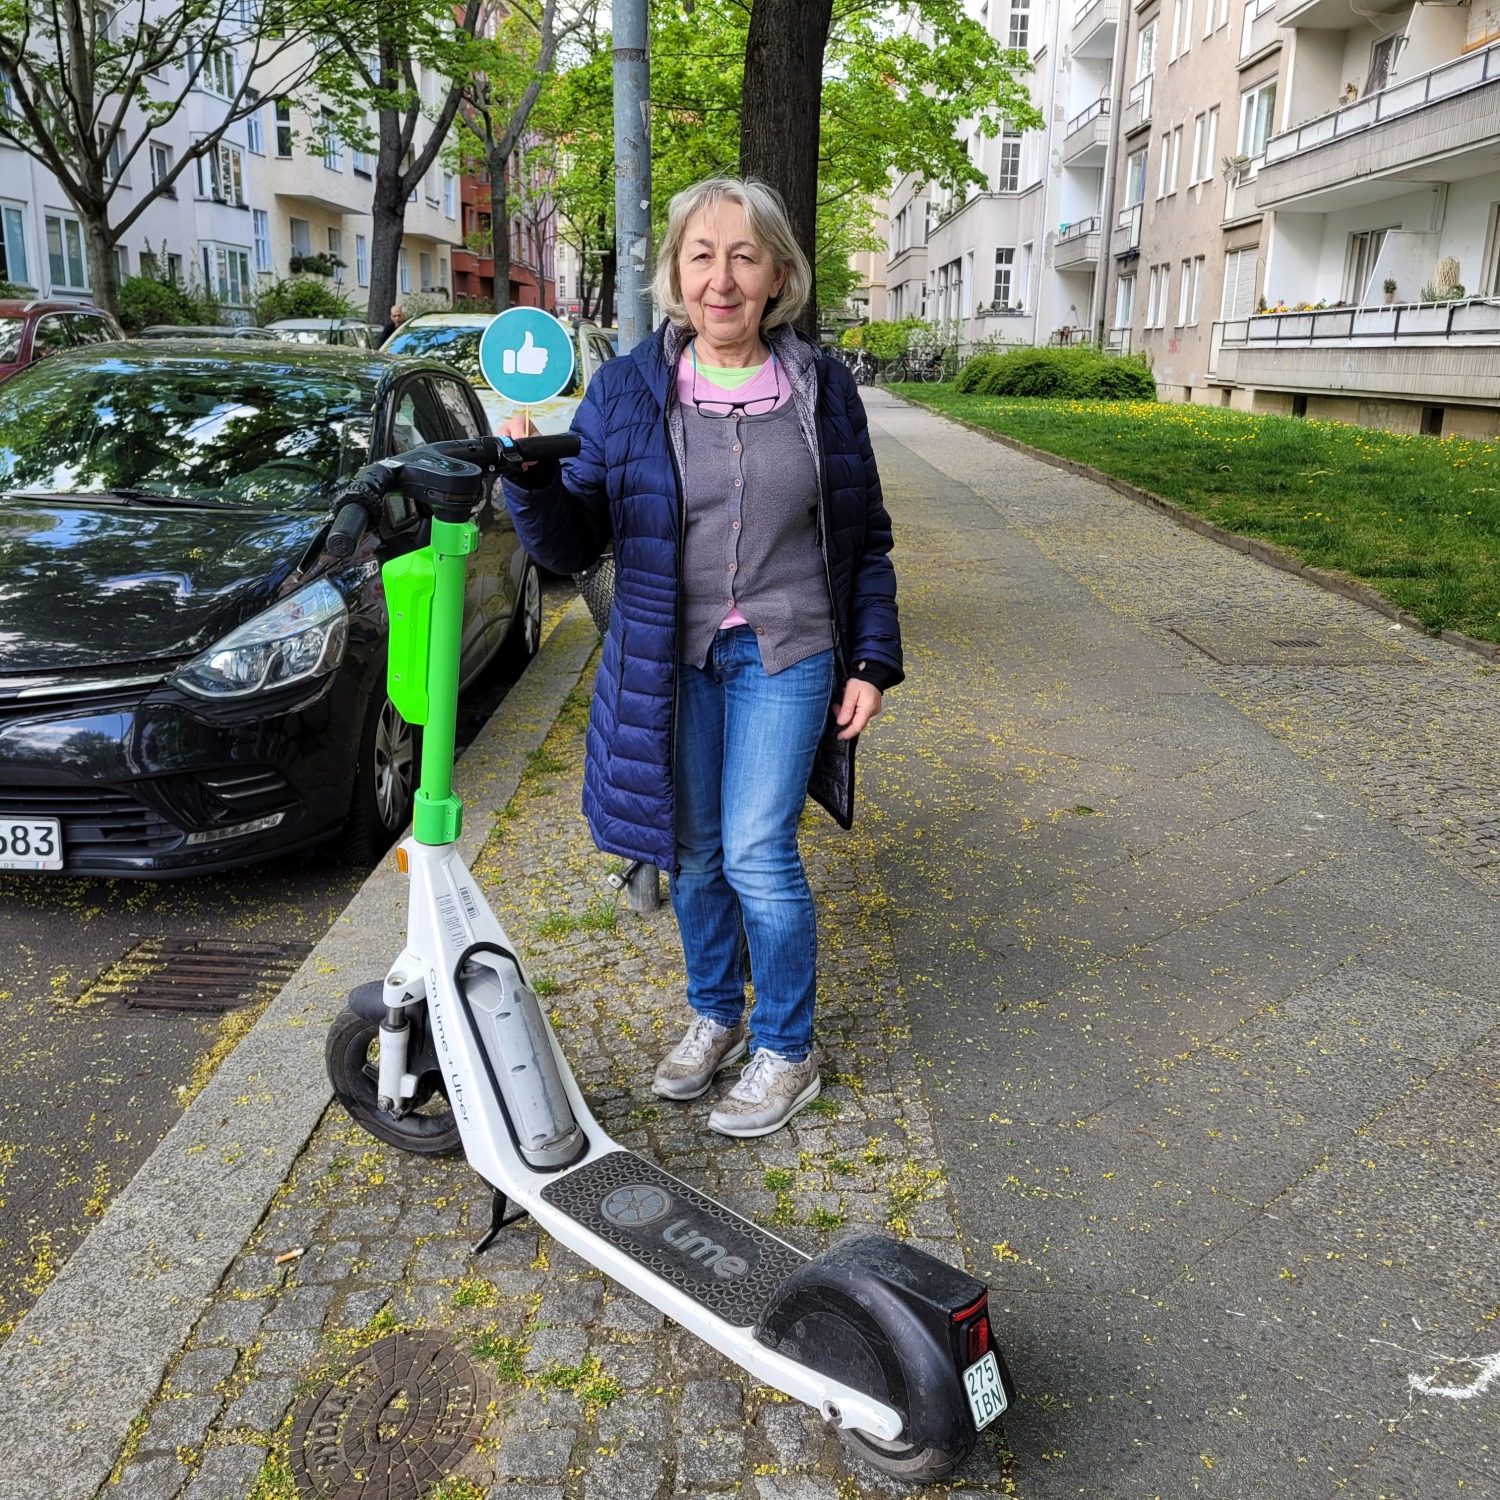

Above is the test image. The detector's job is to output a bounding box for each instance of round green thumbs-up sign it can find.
[478,307,576,406]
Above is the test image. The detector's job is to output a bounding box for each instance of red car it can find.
[0,299,123,384]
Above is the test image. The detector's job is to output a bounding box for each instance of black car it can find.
[0,340,543,876]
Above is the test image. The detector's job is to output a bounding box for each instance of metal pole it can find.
[612,0,652,355]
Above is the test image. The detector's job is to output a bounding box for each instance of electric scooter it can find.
[321,434,1015,1481]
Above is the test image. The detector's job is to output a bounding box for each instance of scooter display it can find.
[322,433,1015,1480]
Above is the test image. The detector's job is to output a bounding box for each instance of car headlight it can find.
[171,580,349,699]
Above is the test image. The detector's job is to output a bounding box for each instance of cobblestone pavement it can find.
[98,680,1011,1500]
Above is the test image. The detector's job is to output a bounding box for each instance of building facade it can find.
[1212,0,1500,436]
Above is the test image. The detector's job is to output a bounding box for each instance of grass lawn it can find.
[889,385,1500,645]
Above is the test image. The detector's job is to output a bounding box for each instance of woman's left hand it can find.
[835,679,883,740]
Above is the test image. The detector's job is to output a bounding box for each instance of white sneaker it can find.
[652,1015,748,1100]
[707,1048,821,1138]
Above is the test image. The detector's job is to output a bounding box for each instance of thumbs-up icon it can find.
[502,331,549,376]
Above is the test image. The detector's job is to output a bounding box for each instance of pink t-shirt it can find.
[675,351,792,630]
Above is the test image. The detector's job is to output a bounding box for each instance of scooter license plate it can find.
[0,817,62,871]
[963,1350,1008,1431]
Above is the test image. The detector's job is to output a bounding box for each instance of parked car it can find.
[0,299,123,384]
[134,324,274,340]
[381,312,616,434]
[0,340,543,876]
[264,317,375,348]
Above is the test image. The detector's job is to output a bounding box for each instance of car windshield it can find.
[387,322,581,396]
[0,317,24,364]
[266,327,333,344]
[0,357,374,510]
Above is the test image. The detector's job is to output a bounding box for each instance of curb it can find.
[0,598,600,1500]
[895,394,1500,664]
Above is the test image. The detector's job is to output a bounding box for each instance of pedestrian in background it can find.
[377,303,405,347]
[502,177,902,1138]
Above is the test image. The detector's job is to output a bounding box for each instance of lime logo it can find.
[601,1184,671,1227]
[662,1218,749,1279]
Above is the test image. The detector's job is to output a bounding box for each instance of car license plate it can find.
[0,817,63,871]
[963,1350,1008,1431]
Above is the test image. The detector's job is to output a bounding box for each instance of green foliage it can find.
[252,277,354,325]
[840,319,926,359]
[114,271,220,333]
[0,280,28,300]
[967,346,1157,401]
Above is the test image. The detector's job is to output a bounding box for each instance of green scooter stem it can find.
[383,515,477,846]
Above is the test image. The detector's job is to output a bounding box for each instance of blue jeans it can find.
[670,629,835,1062]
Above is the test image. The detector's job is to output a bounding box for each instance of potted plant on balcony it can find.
[1383,277,1397,305]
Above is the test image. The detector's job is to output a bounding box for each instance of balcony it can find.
[1054,216,1102,268]
[1062,100,1111,166]
[1112,201,1142,257]
[1072,0,1120,57]
[1213,299,1500,401]
[1122,75,1153,135]
[1257,40,1500,210]
[1238,0,1279,65]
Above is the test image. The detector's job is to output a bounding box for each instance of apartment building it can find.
[848,201,891,322]
[886,176,933,321]
[1100,0,1281,398]
[1212,0,1500,437]
[921,0,1132,348]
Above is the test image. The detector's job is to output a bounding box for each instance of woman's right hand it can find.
[500,413,541,469]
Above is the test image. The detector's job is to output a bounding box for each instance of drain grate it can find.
[1170,623,1418,667]
[96,936,304,1013]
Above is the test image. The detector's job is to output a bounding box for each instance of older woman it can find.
[502,177,902,1138]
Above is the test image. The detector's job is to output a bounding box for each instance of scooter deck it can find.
[542,1150,807,1328]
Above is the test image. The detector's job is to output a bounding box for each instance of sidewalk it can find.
[6,387,1497,1499]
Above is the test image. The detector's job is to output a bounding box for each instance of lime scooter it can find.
[321,434,1014,1482]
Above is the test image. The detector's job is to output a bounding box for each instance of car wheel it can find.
[502,555,543,668]
[337,687,418,864]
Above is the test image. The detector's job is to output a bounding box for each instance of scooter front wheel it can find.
[326,1007,463,1156]
[840,1427,973,1482]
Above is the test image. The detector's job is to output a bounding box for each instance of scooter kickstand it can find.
[473,1187,530,1255]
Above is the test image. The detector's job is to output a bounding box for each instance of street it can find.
[0,582,571,1343]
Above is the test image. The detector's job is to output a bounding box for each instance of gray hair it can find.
[652,177,812,334]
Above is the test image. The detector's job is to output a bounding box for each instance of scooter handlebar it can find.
[499,432,580,466]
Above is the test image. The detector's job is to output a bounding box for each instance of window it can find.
[327,226,342,263]
[1115,274,1135,329]
[45,212,88,291]
[962,249,975,317]
[1177,259,1192,323]
[200,142,245,205]
[419,251,432,290]
[102,128,126,185]
[993,247,1015,306]
[1170,0,1182,60]
[200,44,235,98]
[289,217,311,256]
[399,247,411,293]
[112,247,129,283]
[1367,35,1400,95]
[1190,114,1206,183]
[1137,19,1157,81]
[439,254,448,289]
[1189,256,1205,323]
[0,203,29,286]
[148,140,174,198]
[443,172,456,218]
[0,65,17,119]
[202,242,251,304]
[353,141,372,176]
[1157,133,1171,197]
[997,132,1022,192]
[246,96,264,154]
[434,377,482,439]
[390,383,447,452]
[67,312,115,346]
[322,109,342,171]
[1125,147,1148,205]
[1169,127,1183,192]
[167,251,182,281]
[1205,107,1219,180]
[1345,227,1394,304]
[1007,0,1029,51]
[1221,246,1257,319]
[1217,0,1231,27]
[253,208,272,272]
[355,234,369,286]
[1239,80,1277,158]
[275,100,293,158]
[1146,263,1171,327]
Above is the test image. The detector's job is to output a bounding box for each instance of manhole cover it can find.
[91,936,303,1013]
[288,1333,491,1499]
[1170,624,1417,666]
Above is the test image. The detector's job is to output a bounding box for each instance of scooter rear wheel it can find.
[326,1008,463,1156]
[840,1428,973,1482]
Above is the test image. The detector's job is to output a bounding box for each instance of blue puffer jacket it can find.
[504,320,903,869]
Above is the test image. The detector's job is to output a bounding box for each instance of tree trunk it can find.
[366,106,410,324]
[490,143,512,313]
[739,0,834,337]
[79,195,119,317]
[597,241,617,329]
